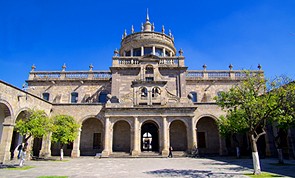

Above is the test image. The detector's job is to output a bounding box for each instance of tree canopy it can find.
[215,72,295,174]
[51,114,80,146]
[15,109,52,143]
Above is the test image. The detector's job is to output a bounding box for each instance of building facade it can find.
[0,14,268,162]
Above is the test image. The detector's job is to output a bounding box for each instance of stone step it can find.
[108,151,187,158]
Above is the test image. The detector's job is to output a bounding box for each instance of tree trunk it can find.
[250,134,261,175]
[60,148,64,160]
[277,149,284,164]
[236,147,240,158]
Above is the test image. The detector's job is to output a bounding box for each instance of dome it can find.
[119,12,176,57]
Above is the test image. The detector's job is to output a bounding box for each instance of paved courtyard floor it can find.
[0,157,295,178]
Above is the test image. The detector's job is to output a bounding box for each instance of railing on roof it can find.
[186,70,263,80]
[112,56,184,67]
[28,71,112,81]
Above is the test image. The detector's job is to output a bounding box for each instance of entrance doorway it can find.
[141,122,159,152]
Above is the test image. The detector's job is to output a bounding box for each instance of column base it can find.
[131,150,139,157]
[39,150,51,158]
[101,150,110,157]
[71,150,80,158]
[161,149,169,157]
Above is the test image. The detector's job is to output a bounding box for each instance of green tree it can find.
[51,115,80,160]
[15,109,52,145]
[270,78,295,163]
[215,72,294,175]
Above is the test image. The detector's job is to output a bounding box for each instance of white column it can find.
[141,46,144,56]
[152,46,156,55]
[163,48,166,57]
[102,117,110,157]
[131,48,134,57]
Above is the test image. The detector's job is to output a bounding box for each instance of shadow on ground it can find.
[144,169,239,178]
[205,157,295,178]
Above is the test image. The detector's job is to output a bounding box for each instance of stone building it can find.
[0,14,266,163]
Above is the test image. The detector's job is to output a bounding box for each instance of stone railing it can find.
[28,71,112,81]
[112,56,184,67]
[186,70,263,80]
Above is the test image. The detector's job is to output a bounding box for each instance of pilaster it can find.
[0,123,14,163]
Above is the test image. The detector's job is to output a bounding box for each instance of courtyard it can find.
[1,157,295,178]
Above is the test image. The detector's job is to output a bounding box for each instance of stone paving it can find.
[0,157,295,178]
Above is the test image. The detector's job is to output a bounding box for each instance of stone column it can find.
[39,133,52,158]
[161,117,169,156]
[0,122,14,163]
[71,128,81,158]
[102,117,110,157]
[188,118,197,153]
[132,117,140,156]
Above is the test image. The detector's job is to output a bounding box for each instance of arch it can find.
[141,120,159,152]
[145,65,154,74]
[0,102,13,149]
[10,109,29,159]
[140,87,148,98]
[80,118,104,156]
[169,120,187,151]
[112,120,131,152]
[152,87,161,98]
[196,116,220,155]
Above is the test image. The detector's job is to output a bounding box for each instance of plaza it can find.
[1,157,295,178]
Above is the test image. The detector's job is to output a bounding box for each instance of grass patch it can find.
[37,176,68,178]
[245,172,283,177]
[6,166,34,170]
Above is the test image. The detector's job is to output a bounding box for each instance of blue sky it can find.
[0,0,294,88]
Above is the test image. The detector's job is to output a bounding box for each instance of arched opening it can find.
[80,118,103,156]
[152,87,161,98]
[113,120,131,152]
[141,122,159,152]
[145,65,154,74]
[140,87,148,98]
[0,103,11,145]
[196,117,220,155]
[169,120,187,151]
[10,110,28,159]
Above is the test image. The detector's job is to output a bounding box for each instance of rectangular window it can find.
[42,93,50,101]
[145,77,154,81]
[144,47,153,55]
[93,133,101,149]
[197,132,206,148]
[133,48,141,56]
[125,51,131,56]
[155,48,163,56]
[71,92,78,103]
